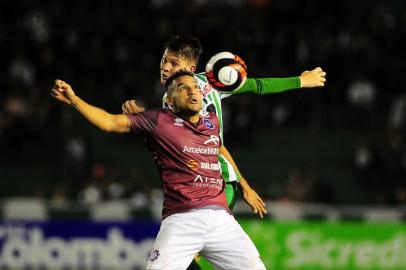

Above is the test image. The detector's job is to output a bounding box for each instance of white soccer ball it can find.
[205,51,248,92]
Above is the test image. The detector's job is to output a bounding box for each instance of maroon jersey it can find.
[127,108,228,219]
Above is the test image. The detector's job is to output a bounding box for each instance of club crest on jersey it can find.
[149,249,160,262]
[204,135,219,146]
[174,117,184,127]
[203,118,215,129]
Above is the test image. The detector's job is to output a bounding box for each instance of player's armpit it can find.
[108,114,132,133]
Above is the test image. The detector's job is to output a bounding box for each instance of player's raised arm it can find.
[231,66,327,95]
[51,79,131,133]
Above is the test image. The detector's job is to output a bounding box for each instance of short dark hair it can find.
[164,34,203,64]
[164,70,195,94]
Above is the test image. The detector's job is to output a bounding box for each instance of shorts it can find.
[146,208,266,270]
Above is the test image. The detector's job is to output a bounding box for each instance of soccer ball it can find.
[205,51,248,92]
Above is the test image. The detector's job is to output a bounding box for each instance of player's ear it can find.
[188,65,196,73]
[166,94,173,107]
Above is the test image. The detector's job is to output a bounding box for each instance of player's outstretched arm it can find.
[231,67,327,95]
[219,145,267,218]
[122,99,146,115]
[51,79,131,133]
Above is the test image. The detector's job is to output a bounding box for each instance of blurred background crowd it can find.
[0,0,405,209]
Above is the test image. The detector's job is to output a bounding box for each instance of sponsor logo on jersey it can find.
[195,78,211,97]
[203,83,215,96]
[200,162,220,171]
[203,118,215,130]
[174,117,184,127]
[186,160,199,171]
[183,146,218,155]
[193,174,223,190]
[204,135,219,145]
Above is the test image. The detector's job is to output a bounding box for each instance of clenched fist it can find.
[300,67,327,88]
[51,79,77,105]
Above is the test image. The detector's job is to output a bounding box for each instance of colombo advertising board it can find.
[0,220,405,269]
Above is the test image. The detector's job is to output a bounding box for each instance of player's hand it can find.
[240,179,267,218]
[51,79,76,104]
[300,67,326,88]
[122,99,146,114]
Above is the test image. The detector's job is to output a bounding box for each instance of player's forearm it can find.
[239,177,250,189]
[219,145,243,178]
[70,96,127,133]
[233,77,301,95]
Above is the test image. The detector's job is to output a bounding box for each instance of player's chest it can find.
[155,116,220,150]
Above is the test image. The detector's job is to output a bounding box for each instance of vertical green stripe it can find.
[218,154,230,181]
[218,154,240,182]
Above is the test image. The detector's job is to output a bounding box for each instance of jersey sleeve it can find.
[229,77,301,96]
[126,109,160,135]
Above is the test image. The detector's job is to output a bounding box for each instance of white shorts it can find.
[146,208,266,270]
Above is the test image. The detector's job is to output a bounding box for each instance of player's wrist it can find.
[69,95,81,109]
[299,76,305,88]
[239,178,250,190]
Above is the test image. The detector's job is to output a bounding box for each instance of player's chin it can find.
[183,102,198,111]
[189,104,201,112]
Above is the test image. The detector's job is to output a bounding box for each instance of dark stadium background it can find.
[0,0,405,269]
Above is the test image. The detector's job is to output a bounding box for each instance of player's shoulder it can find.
[158,108,173,117]
[139,108,177,129]
[195,72,207,82]
[195,72,232,100]
[144,107,163,114]
[136,107,164,121]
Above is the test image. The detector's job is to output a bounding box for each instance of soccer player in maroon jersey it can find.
[51,71,266,270]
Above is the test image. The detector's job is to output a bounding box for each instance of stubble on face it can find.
[168,76,202,115]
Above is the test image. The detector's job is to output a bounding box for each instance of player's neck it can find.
[176,111,200,126]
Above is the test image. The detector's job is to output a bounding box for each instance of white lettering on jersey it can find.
[183,146,219,155]
[193,175,223,189]
[204,135,219,146]
[200,162,220,170]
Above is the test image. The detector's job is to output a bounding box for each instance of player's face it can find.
[168,75,202,114]
[160,49,196,84]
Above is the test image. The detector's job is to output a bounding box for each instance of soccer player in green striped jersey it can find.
[123,34,326,216]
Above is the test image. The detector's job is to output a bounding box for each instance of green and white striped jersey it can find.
[194,72,240,183]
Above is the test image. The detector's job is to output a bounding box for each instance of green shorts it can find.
[225,181,238,210]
